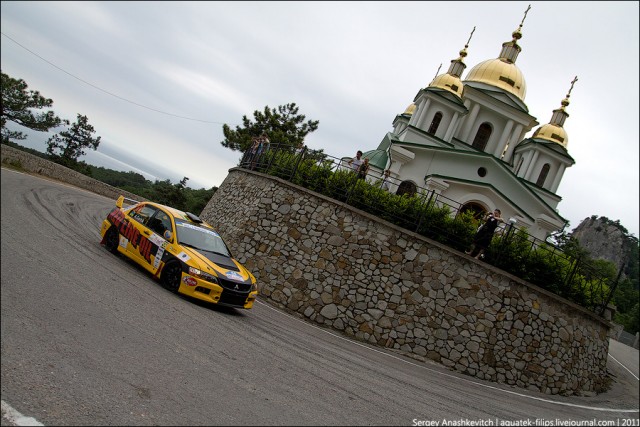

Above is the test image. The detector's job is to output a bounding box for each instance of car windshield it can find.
[174,221,231,257]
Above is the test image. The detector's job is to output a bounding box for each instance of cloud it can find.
[1,1,638,236]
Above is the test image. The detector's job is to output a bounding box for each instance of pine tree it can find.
[1,71,63,142]
[221,103,319,152]
[46,114,101,165]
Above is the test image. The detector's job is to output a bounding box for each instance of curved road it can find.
[1,168,638,426]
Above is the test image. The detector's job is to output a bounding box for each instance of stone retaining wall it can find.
[201,168,612,396]
[1,144,145,202]
[1,146,612,395]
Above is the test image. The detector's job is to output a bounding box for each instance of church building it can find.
[355,7,577,241]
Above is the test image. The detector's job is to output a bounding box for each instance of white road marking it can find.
[609,354,639,381]
[1,400,44,426]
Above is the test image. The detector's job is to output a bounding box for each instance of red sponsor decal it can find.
[107,208,126,230]
[138,236,153,262]
[107,208,159,262]
[183,277,197,287]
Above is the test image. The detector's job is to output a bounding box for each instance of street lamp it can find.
[506,217,517,239]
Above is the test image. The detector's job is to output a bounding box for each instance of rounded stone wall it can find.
[3,145,611,394]
[204,168,611,395]
[1,144,145,202]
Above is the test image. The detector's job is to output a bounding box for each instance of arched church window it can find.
[396,181,417,197]
[460,202,486,221]
[471,122,492,151]
[427,112,443,135]
[536,163,550,187]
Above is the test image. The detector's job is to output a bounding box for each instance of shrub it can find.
[250,147,617,312]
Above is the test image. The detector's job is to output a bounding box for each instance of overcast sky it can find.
[1,1,638,238]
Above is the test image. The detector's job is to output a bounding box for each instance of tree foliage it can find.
[85,165,217,214]
[46,113,101,164]
[89,165,149,188]
[244,145,639,318]
[220,103,319,152]
[1,71,63,142]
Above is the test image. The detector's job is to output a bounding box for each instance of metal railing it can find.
[238,142,619,314]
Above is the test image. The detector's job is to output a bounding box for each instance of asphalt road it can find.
[1,167,638,426]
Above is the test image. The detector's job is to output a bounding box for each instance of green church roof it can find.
[362,149,388,170]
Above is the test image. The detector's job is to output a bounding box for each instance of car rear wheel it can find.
[161,261,182,293]
[104,227,119,254]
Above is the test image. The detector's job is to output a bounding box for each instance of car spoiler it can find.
[116,195,140,209]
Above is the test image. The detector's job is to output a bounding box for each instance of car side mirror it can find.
[163,230,173,241]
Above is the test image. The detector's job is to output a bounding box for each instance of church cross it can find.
[433,63,442,80]
[466,26,476,47]
[568,76,578,96]
[520,4,531,27]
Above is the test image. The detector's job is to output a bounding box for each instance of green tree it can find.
[150,177,189,210]
[88,165,149,188]
[184,186,217,215]
[1,71,63,142]
[46,113,101,164]
[220,103,319,152]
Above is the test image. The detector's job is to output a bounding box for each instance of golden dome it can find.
[531,76,578,149]
[403,103,416,115]
[465,58,527,101]
[430,73,464,98]
[532,123,568,148]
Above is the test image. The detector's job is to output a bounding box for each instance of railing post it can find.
[598,257,626,316]
[494,224,511,264]
[265,142,279,172]
[289,146,307,180]
[563,256,580,297]
[240,148,251,169]
[415,190,434,233]
[345,174,359,204]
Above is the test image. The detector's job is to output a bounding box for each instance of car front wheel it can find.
[161,261,182,293]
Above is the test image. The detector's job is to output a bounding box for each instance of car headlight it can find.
[251,281,258,292]
[188,267,218,284]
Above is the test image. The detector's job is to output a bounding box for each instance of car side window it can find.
[149,210,172,238]
[128,204,158,225]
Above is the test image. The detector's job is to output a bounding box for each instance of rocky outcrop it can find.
[570,216,629,269]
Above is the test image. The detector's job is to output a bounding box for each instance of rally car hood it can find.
[180,245,253,284]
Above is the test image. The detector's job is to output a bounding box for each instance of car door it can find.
[124,203,159,267]
[144,208,174,274]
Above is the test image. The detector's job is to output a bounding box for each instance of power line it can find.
[1,31,233,125]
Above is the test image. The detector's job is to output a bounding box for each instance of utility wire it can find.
[1,31,233,125]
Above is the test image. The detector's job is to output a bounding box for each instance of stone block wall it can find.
[201,168,612,396]
[2,146,611,396]
[1,144,145,202]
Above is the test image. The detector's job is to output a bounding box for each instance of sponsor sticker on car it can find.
[176,222,220,237]
[153,246,165,270]
[225,271,244,281]
[182,276,197,287]
[148,233,165,247]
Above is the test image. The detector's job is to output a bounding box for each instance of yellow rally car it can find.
[100,196,258,309]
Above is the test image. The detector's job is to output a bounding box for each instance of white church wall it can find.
[524,184,562,211]
[398,126,432,146]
